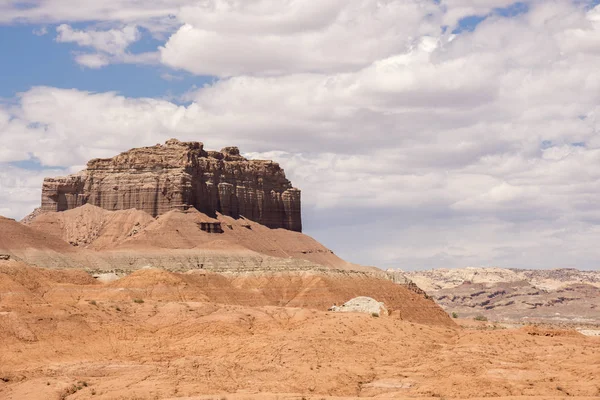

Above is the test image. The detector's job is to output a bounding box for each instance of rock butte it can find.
[41,139,302,232]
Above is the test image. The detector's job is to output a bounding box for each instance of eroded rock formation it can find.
[41,139,302,231]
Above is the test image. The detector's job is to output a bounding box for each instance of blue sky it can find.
[453,2,529,33]
[1,0,600,270]
[0,25,213,101]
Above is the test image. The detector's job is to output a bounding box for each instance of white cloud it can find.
[0,166,69,220]
[2,1,600,269]
[56,24,141,54]
[55,24,159,67]
[160,0,443,76]
[73,53,111,69]
[32,26,48,36]
[0,0,186,31]
[160,72,184,81]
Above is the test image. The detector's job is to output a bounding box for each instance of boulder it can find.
[330,296,388,317]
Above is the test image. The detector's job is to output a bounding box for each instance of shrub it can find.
[451,312,459,319]
[474,315,488,321]
[133,299,144,304]
[59,384,81,400]
[88,300,97,306]
[371,312,379,318]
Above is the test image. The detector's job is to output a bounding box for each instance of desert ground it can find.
[1,262,599,400]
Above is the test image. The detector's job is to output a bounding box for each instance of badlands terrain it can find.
[1,260,599,400]
[1,141,599,399]
[405,267,600,327]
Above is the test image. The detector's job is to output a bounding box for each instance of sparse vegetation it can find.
[133,299,144,304]
[60,384,81,399]
[59,381,92,398]
[474,315,488,321]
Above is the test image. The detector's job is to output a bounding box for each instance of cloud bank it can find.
[1,0,600,270]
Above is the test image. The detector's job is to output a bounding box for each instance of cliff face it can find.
[41,139,302,232]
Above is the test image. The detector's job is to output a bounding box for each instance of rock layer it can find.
[405,267,600,324]
[41,139,302,231]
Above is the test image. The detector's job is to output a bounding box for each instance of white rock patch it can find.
[330,296,388,317]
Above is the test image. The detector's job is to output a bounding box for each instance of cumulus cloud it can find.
[158,0,558,77]
[160,0,444,76]
[56,24,141,54]
[55,24,159,67]
[2,1,600,269]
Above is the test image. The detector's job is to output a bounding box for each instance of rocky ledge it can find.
[41,139,302,231]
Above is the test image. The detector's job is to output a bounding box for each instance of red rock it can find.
[41,139,302,231]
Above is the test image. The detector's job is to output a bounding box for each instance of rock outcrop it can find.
[404,267,600,324]
[330,296,388,317]
[41,139,302,231]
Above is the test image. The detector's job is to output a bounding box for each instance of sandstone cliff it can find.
[41,139,302,231]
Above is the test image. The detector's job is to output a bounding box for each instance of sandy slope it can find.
[0,261,452,326]
[23,206,369,272]
[0,263,598,399]
[0,216,82,268]
[23,204,155,249]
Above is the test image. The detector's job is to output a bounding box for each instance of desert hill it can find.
[3,201,456,327]
[0,215,82,268]
[4,199,453,326]
[22,204,367,272]
[22,204,155,249]
[405,267,600,324]
[0,260,452,326]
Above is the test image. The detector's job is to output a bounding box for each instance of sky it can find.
[1,0,600,271]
